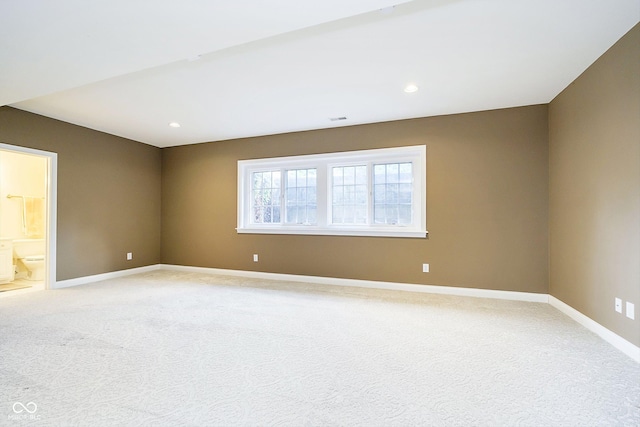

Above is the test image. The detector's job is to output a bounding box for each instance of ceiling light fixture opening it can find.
[168,122,181,128]
[404,84,419,93]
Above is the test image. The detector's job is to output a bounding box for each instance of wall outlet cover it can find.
[422,263,429,273]
[626,302,635,320]
[615,298,622,313]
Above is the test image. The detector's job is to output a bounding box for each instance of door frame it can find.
[0,143,57,290]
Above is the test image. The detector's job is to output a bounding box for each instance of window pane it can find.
[287,170,296,187]
[374,184,385,203]
[333,206,344,224]
[387,164,399,183]
[254,206,263,223]
[333,187,343,204]
[373,162,413,225]
[399,163,412,183]
[386,206,398,224]
[286,206,296,223]
[332,165,367,225]
[253,172,262,189]
[308,206,317,224]
[355,185,367,204]
[307,168,317,186]
[398,205,411,225]
[286,188,296,204]
[374,206,384,223]
[344,186,354,202]
[398,184,412,203]
[333,167,343,185]
[356,166,367,183]
[251,171,281,224]
[343,205,355,222]
[285,168,317,224]
[387,184,399,203]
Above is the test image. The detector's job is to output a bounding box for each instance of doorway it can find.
[0,143,56,293]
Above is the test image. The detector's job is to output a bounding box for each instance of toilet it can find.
[13,239,46,281]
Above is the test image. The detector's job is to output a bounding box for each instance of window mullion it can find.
[316,163,327,227]
[280,168,285,225]
[367,161,373,226]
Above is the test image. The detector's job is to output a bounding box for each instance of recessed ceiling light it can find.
[168,122,181,128]
[404,84,419,93]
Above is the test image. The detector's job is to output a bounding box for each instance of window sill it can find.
[236,226,428,238]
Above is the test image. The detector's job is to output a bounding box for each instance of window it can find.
[332,165,367,224]
[252,170,281,223]
[373,162,413,225]
[285,168,317,225]
[237,145,426,238]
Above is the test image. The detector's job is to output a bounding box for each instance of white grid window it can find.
[373,162,413,225]
[251,171,281,224]
[238,146,426,238]
[285,168,317,225]
[332,165,367,224]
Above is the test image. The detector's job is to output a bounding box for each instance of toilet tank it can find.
[12,239,46,258]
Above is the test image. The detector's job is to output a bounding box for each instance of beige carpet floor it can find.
[0,270,638,426]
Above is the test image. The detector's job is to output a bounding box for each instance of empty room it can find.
[1,0,639,425]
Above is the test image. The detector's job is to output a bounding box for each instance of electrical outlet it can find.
[422,263,429,273]
[615,298,622,313]
[127,252,133,261]
[253,254,259,262]
[626,302,635,320]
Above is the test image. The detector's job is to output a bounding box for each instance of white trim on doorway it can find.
[0,143,57,290]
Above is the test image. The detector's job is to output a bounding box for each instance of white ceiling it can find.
[2,0,639,148]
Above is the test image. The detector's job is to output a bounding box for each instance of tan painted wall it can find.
[162,105,549,293]
[549,24,640,346]
[0,107,162,280]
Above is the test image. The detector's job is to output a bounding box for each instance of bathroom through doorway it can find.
[0,143,57,294]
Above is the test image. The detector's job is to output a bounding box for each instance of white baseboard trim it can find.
[159,264,549,303]
[53,264,162,289]
[549,296,640,363]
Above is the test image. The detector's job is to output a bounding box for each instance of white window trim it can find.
[237,145,427,238]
